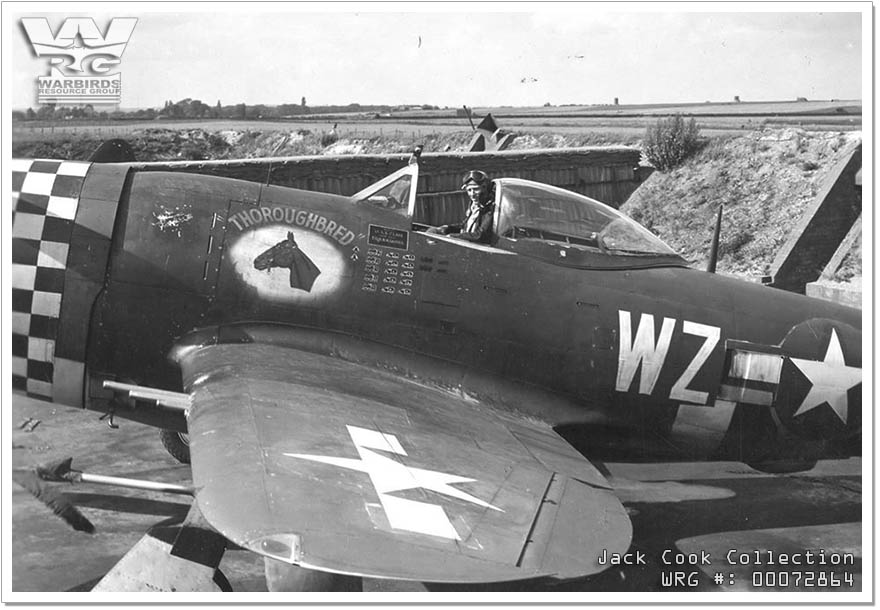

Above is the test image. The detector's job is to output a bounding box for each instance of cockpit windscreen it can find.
[497,179,678,257]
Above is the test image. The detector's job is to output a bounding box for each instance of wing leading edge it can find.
[178,338,631,583]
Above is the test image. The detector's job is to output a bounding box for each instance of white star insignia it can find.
[789,329,861,424]
[284,425,500,540]
[287,446,500,510]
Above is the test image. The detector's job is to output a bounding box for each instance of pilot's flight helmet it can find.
[461,170,490,189]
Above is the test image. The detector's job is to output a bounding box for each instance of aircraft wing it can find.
[178,336,631,584]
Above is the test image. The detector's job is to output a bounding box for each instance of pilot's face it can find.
[465,183,486,205]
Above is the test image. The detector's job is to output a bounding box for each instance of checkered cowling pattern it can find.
[12,159,91,400]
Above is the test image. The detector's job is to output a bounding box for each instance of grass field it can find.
[473,99,861,117]
[11,120,468,144]
[12,98,862,144]
[11,116,858,147]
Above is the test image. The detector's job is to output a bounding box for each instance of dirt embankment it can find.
[12,128,477,161]
[621,128,862,280]
[13,126,861,282]
[11,126,643,161]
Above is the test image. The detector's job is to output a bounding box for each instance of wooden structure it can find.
[133,147,644,226]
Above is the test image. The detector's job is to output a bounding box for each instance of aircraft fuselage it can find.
[12,163,862,469]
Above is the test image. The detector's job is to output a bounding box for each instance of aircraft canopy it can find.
[495,179,679,257]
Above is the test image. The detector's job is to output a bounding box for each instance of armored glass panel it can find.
[355,174,412,216]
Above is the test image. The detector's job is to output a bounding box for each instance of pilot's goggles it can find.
[461,170,489,189]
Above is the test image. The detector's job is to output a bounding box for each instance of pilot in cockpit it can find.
[427,170,495,243]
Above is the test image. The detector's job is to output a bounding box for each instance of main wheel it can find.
[160,429,191,464]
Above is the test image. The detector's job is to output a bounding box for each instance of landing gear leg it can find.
[264,558,362,592]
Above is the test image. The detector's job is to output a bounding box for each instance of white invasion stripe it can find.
[380,494,460,540]
[718,384,774,406]
[729,350,783,383]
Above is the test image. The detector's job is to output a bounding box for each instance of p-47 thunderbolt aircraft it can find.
[11,152,861,591]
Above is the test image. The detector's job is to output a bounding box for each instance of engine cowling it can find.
[12,160,126,406]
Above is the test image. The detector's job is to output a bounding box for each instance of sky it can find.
[5,3,866,110]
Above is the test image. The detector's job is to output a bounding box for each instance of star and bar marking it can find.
[720,327,861,424]
[789,328,861,424]
[285,425,501,540]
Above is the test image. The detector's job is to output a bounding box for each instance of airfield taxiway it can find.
[10,396,862,593]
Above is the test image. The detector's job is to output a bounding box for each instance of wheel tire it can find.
[160,428,191,464]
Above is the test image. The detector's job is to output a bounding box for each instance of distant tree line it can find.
[12,98,443,122]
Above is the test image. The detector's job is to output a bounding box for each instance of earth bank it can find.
[12,126,862,281]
